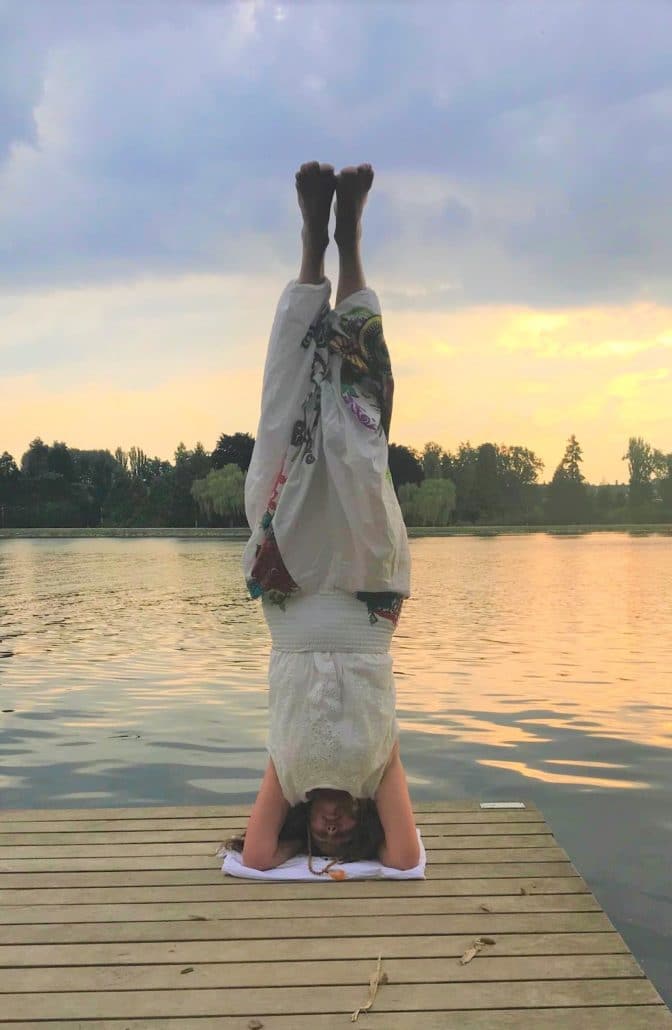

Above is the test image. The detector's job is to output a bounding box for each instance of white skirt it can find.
[264,593,398,806]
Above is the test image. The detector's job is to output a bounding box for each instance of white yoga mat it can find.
[220,828,426,880]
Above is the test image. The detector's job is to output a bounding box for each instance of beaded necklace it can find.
[306,826,347,880]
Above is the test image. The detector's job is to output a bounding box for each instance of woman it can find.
[237,162,419,873]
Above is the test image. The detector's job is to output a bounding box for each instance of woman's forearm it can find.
[375,742,421,870]
[242,759,292,869]
[246,837,303,870]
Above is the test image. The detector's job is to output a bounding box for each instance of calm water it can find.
[1,535,671,1003]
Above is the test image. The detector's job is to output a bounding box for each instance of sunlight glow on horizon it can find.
[2,274,670,484]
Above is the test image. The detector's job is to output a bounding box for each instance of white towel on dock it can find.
[220,828,426,880]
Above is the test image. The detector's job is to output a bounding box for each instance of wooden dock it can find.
[0,800,670,1028]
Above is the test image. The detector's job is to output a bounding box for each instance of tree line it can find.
[0,432,670,529]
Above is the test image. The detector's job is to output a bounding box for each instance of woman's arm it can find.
[242,758,302,870]
[375,740,421,870]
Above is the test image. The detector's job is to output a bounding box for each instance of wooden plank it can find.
[1,1010,670,1030]
[0,809,544,826]
[0,954,645,993]
[0,893,601,925]
[0,842,568,862]
[1,801,536,821]
[0,817,548,836]
[0,829,557,847]
[0,875,589,905]
[0,931,631,968]
[0,857,577,877]
[0,979,663,1019]
[0,873,589,898]
[0,911,615,946]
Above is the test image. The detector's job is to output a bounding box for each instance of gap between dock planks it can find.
[0,800,670,1028]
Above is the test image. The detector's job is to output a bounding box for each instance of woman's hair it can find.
[224,796,384,863]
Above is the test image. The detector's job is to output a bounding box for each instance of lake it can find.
[1,533,671,1004]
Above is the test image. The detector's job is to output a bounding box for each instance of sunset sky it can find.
[2,0,671,484]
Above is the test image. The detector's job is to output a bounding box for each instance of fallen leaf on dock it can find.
[180,967,194,975]
[459,936,496,964]
[478,903,491,912]
[351,955,388,1021]
[247,1020,264,1030]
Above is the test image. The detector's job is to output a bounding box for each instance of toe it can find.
[297,161,320,179]
[358,164,374,189]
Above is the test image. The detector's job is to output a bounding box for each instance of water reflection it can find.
[1,534,671,797]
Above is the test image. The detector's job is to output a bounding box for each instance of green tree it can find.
[388,443,423,494]
[103,475,149,526]
[128,446,151,483]
[172,442,212,526]
[70,450,118,525]
[192,466,246,526]
[547,435,591,523]
[654,453,672,514]
[442,443,478,521]
[470,443,500,521]
[497,445,544,522]
[422,441,444,479]
[0,451,19,482]
[622,436,664,507]
[211,432,255,472]
[114,447,129,473]
[21,438,49,478]
[0,452,20,523]
[47,441,76,482]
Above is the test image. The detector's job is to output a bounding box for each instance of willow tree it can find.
[399,477,456,526]
[191,466,246,527]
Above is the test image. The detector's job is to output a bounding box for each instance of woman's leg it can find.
[243,164,334,537]
[334,164,374,306]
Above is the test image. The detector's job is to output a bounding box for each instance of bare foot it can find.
[334,164,374,248]
[296,161,336,252]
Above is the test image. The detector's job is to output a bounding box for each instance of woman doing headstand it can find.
[237,162,419,872]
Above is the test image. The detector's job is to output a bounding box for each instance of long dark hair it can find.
[224,797,384,862]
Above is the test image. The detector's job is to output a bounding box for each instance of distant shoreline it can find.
[1,525,671,540]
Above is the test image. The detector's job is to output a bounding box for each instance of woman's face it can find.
[308,789,358,855]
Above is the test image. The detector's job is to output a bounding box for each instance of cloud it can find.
[0,0,671,306]
[495,304,672,359]
[0,271,284,386]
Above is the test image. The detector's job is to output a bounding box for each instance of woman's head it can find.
[290,789,384,863]
[226,789,384,865]
[307,789,361,856]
